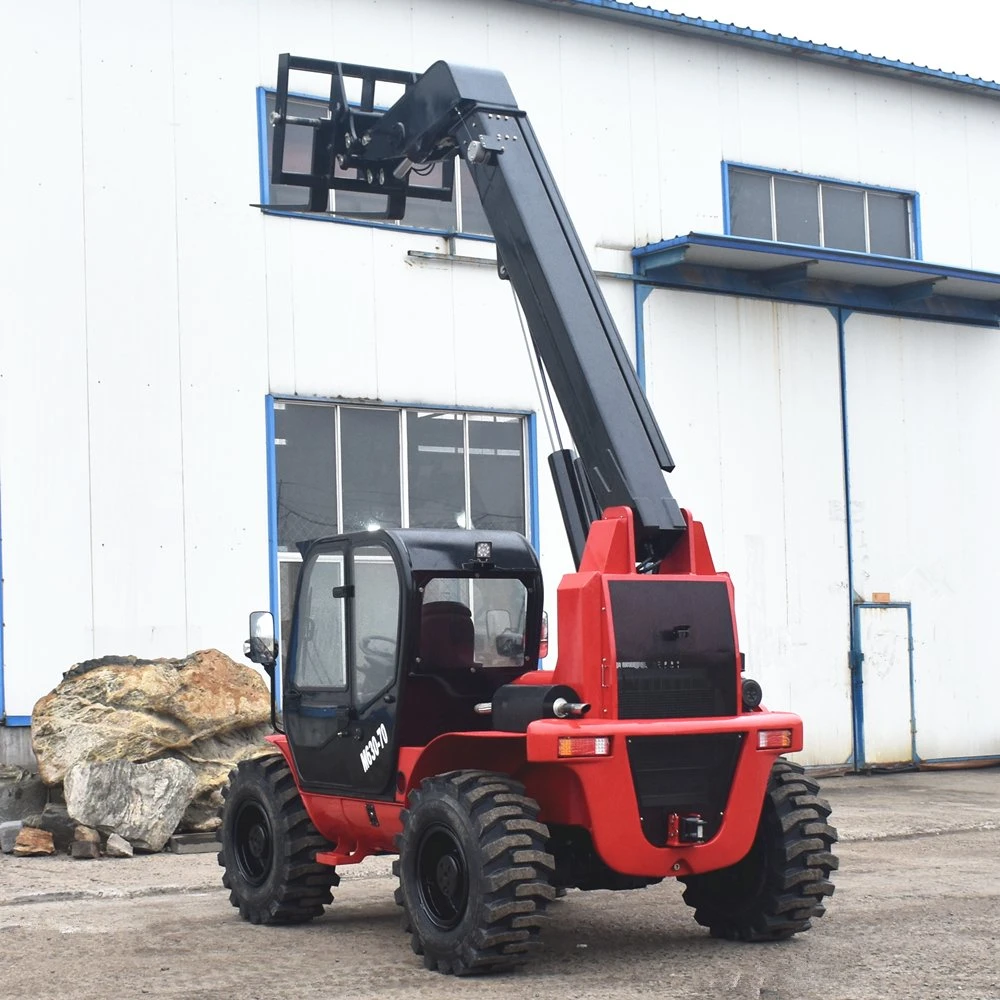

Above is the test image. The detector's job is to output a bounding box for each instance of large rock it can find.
[0,764,47,823]
[175,728,275,832]
[64,759,197,852]
[31,649,274,829]
[32,649,271,785]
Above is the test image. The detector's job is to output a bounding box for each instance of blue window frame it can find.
[265,397,536,653]
[256,88,492,239]
[723,162,921,260]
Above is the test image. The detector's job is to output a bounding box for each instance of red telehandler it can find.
[221,54,838,975]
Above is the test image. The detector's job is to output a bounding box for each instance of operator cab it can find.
[247,528,543,799]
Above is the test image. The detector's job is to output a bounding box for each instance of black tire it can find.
[679,759,838,941]
[393,770,555,975]
[217,754,339,925]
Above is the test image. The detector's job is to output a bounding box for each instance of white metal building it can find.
[3,0,1000,769]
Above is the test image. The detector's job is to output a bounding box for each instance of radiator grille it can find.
[618,665,728,720]
[625,733,744,846]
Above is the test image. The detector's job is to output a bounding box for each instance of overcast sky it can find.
[650,1,1000,83]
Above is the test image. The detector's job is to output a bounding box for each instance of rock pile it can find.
[0,649,275,860]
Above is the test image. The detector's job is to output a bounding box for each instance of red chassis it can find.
[267,506,803,882]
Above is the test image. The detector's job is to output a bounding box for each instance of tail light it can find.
[539,611,549,659]
[557,736,611,758]
[757,728,793,750]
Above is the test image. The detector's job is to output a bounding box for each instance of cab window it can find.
[422,577,528,668]
[353,544,400,702]
[293,552,347,689]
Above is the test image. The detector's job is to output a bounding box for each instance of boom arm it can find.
[271,55,687,565]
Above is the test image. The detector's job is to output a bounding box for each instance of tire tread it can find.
[395,770,554,975]
[679,759,838,942]
[217,755,339,926]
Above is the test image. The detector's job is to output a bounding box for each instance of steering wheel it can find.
[360,634,397,666]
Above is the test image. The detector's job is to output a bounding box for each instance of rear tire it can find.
[217,754,339,925]
[394,770,555,975]
[679,759,838,941]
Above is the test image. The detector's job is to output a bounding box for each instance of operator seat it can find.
[398,601,478,747]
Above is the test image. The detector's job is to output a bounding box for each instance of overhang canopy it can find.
[633,234,1000,328]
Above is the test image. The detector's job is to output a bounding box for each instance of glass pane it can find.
[341,407,401,532]
[420,578,527,668]
[266,94,329,208]
[408,411,466,529]
[868,192,911,257]
[472,578,529,668]
[729,169,773,240]
[458,161,491,235]
[293,553,347,689]
[774,177,820,246]
[822,186,866,252]
[332,154,393,217]
[353,545,400,703]
[469,416,525,534]
[274,402,338,551]
[401,161,457,231]
[278,559,302,652]
[424,578,471,605]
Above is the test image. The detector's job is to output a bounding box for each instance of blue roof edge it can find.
[517,0,1000,97]
[633,233,1000,287]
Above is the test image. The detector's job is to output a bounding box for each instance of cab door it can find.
[283,537,403,797]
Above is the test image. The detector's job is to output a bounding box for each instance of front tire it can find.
[217,754,339,925]
[394,771,555,975]
[679,759,838,941]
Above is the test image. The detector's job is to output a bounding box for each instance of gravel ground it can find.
[1,768,997,999]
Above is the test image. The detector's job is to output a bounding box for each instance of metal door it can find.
[854,603,914,767]
[283,539,404,798]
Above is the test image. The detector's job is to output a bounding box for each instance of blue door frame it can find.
[850,601,915,767]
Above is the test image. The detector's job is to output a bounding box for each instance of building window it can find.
[258,91,491,236]
[272,400,529,644]
[725,165,917,258]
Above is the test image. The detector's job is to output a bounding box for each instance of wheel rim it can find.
[415,823,469,930]
[233,799,274,887]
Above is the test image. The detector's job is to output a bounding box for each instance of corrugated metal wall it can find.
[643,292,852,765]
[844,315,1000,761]
[1,0,998,764]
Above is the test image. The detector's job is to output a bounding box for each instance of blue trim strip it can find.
[265,395,281,700]
[0,478,5,721]
[256,87,270,208]
[269,392,533,417]
[256,89,494,243]
[912,192,924,261]
[524,0,1000,96]
[632,281,652,390]
[260,206,495,243]
[837,309,863,770]
[527,412,540,553]
[3,716,30,727]
[720,162,731,237]
[634,232,1000,287]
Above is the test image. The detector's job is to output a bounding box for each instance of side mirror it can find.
[244,611,278,676]
[486,609,512,639]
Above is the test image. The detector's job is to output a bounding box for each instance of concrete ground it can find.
[1,768,998,999]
